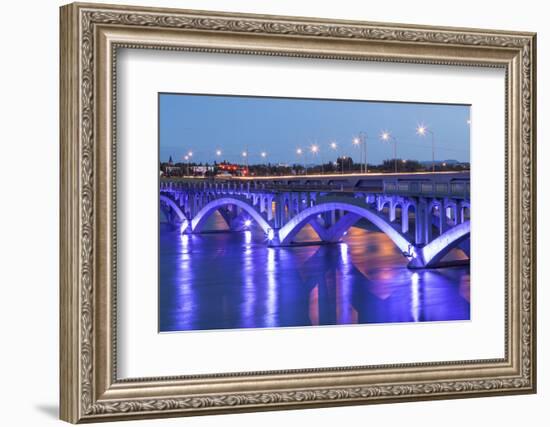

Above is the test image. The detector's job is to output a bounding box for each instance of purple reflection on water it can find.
[159,214,470,332]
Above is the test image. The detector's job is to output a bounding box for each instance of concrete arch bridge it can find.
[160,173,470,269]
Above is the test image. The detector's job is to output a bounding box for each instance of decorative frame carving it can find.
[60,2,536,423]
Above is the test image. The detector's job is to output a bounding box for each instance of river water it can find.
[159,213,470,332]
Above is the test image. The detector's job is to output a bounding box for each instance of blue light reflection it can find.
[159,215,470,332]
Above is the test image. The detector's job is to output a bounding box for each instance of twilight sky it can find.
[159,93,470,165]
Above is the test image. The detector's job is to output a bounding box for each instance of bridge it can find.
[159,172,470,269]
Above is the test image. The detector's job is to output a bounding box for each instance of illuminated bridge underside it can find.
[278,201,411,253]
[160,176,470,269]
[192,197,272,235]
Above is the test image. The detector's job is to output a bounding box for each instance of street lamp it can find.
[215,149,222,157]
[310,144,320,174]
[352,137,360,172]
[416,124,435,173]
[380,130,398,173]
[296,147,306,175]
[183,155,190,176]
[241,148,248,173]
[259,151,267,176]
[329,141,342,174]
[353,132,368,173]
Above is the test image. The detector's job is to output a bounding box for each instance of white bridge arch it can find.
[160,194,186,222]
[277,200,411,254]
[190,197,272,235]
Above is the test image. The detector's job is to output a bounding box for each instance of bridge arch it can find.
[160,194,186,223]
[191,197,272,235]
[409,220,470,268]
[277,201,412,254]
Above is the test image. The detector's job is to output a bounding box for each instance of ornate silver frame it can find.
[60,2,537,423]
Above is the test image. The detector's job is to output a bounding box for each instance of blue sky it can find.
[159,93,470,165]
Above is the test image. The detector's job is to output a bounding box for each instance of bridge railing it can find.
[160,178,470,199]
[384,180,469,198]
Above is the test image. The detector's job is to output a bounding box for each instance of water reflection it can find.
[159,214,470,332]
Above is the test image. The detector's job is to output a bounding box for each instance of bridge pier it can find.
[402,205,410,234]
[266,195,274,221]
[415,199,429,245]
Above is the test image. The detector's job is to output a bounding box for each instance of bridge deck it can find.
[161,171,470,199]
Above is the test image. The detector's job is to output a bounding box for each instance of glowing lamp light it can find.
[215,149,222,156]
[296,148,303,155]
[184,155,189,161]
[244,219,252,228]
[330,141,337,149]
[416,124,427,136]
[261,151,267,158]
[187,151,193,157]
[311,144,319,154]
[380,131,390,141]
[242,151,247,157]
[267,229,275,241]
[352,137,360,145]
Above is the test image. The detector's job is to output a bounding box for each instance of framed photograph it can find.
[60,2,537,423]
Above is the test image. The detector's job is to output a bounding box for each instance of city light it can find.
[244,219,252,228]
[267,229,275,241]
[161,119,460,178]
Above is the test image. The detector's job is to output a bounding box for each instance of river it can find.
[159,212,470,332]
